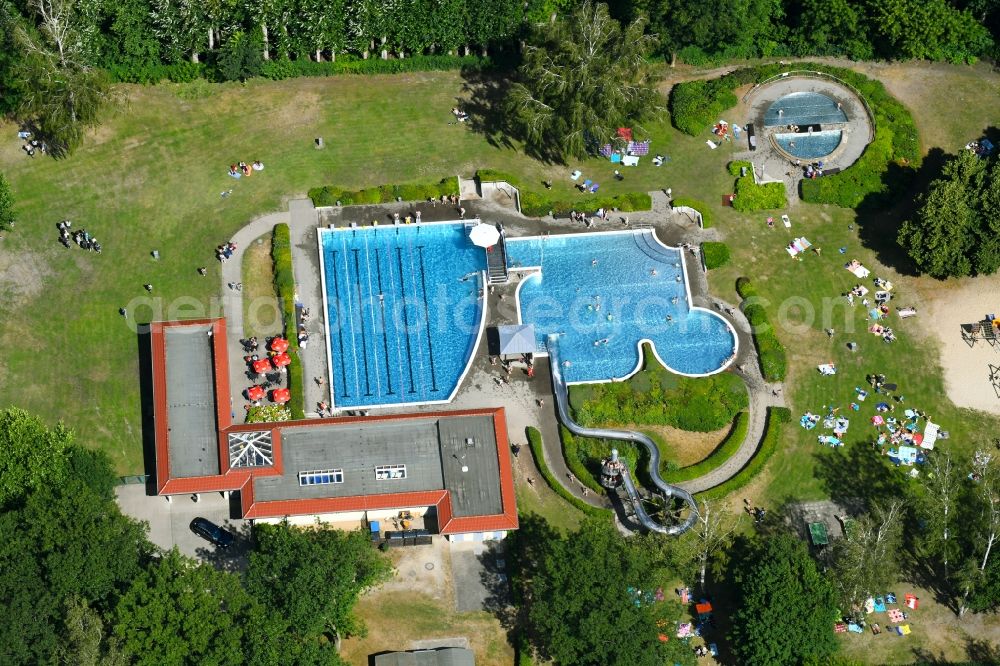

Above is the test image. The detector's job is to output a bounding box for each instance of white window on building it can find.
[298,469,344,486]
[375,464,407,480]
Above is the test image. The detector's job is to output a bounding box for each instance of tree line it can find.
[0,407,392,665]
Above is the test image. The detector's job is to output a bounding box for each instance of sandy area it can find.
[627,423,730,467]
[923,274,1000,416]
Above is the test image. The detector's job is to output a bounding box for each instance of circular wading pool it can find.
[764,91,847,127]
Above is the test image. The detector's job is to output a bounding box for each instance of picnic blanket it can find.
[818,363,837,375]
[818,435,843,447]
[845,260,871,278]
[888,609,905,623]
[788,237,813,256]
[874,597,887,613]
[627,140,650,155]
[905,594,919,609]
[896,624,911,636]
[677,622,693,638]
[898,307,917,318]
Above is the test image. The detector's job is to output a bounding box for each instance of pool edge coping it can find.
[316,224,490,411]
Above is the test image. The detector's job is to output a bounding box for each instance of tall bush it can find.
[270,224,304,419]
[308,177,458,207]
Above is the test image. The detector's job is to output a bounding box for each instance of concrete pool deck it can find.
[219,190,786,516]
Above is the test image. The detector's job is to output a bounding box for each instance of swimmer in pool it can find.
[591,259,597,266]
[651,269,657,276]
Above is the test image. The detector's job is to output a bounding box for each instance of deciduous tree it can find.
[0,407,72,508]
[729,535,838,665]
[245,521,392,640]
[507,0,660,161]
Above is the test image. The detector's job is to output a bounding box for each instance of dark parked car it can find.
[190,517,235,548]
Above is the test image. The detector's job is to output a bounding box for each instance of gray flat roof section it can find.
[253,420,446,502]
[439,416,503,517]
[374,648,475,666]
[164,325,221,478]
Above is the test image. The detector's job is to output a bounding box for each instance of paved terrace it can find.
[220,188,785,519]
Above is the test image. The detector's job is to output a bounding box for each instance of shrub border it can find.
[527,426,612,519]
[271,224,305,419]
[663,411,750,483]
[702,241,731,270]
[697,407,791,500]
[736,276,788,382]
[308,176,459,207]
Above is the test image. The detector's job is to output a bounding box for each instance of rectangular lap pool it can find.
[318,223,486,409]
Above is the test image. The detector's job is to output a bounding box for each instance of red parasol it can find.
[272,352,291,369]
[271,388,290,403]
[247,385,265,401]
[252,358,271,374]
[270,337,289,353]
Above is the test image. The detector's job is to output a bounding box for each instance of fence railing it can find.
[743,70,875,142]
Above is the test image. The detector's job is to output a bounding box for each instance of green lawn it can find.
[0,72,688,473]
[2,62,999,496]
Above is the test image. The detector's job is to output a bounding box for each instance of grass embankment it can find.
[526,427,611,519]
[240,234,282,338]
[664,411,750,483]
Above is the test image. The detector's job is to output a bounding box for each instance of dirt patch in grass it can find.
[0,246,52,311]
[625,423,730,467]
[241,234,282,338]
[342,590,513,666]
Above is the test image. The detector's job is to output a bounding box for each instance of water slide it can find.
[547,334,698,535]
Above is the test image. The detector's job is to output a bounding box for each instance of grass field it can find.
[0,72,680,473]
[4,57,1000,664]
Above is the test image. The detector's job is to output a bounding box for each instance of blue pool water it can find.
[774,129,842,159]
[319,223,485,408]
[764,92,847,127]
[507,231,736,381]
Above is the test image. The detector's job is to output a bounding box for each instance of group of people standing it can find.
[57,220,101,253]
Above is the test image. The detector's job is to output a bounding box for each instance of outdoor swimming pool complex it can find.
[774,129,843,160]
[507,231,736,381]
[764,91,847,127]
[318,223,485,408]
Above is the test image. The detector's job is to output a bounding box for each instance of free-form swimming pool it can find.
[507,230,737,381]
[318,223,485,408]
[774,129,843,160]
[764,91,847,127]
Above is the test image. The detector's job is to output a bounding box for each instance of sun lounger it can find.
[782,214,791,228]
[898,307,917,318]
[706,140,718,149]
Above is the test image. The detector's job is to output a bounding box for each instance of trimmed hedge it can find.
[107,54,498,85]
[670,63,920,209]
[474,169,652,218]
[698,407,792,500]
[728,160,752,177]
[663,412,749,483]
[702,241,731,270]
[308,177,459,207]
[736,277,788,382]
[733,177,787,212]
[260,54,498,80]
[560,427,608,495]
[671,196,713,228]
[669,78,738,136]
[526,427,612,519]
[271,224,305,419]
[729,160,786,212]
